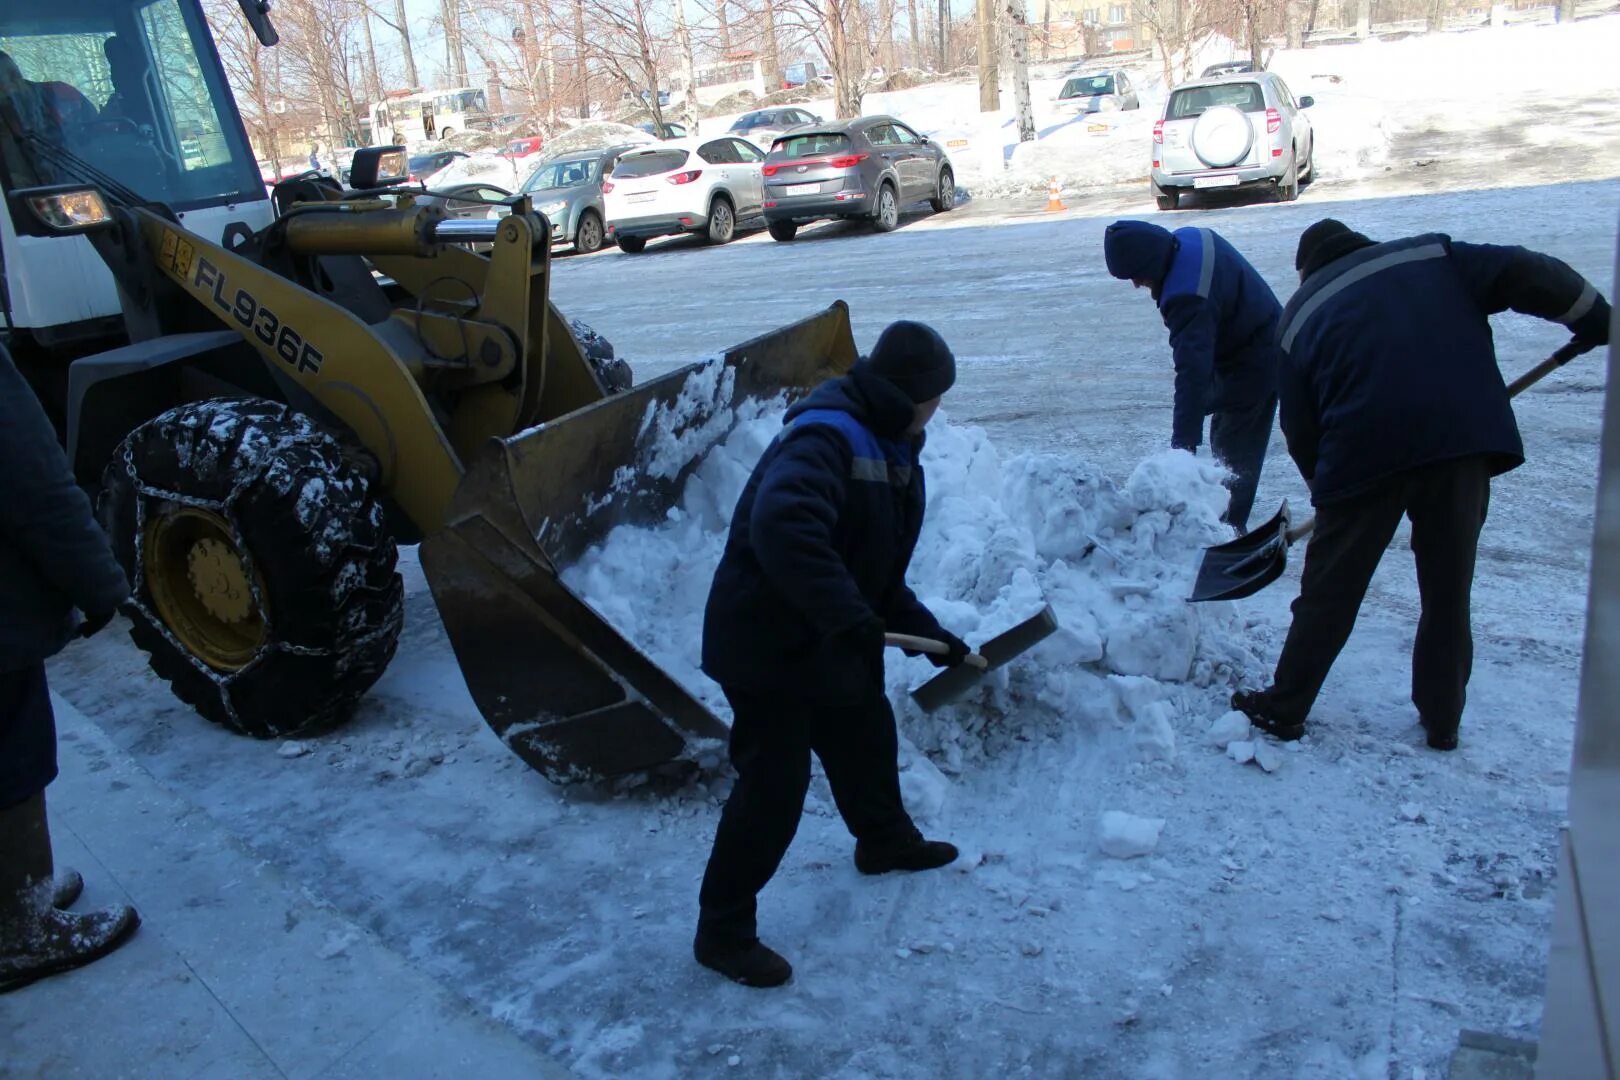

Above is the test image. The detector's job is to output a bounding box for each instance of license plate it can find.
[1193,174,1240,189]
[1087,124,1108,132]
[784,182,819,196]
[627,192,656,203]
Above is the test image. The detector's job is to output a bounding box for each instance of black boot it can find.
[1419,716,1459,752]
[854,832,959,876]
[52,869,83,910]
[1232,689,1306,742]
[693,931,792,988]
[1,793,139,995]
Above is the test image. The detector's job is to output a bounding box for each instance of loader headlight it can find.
[348,145,410,189]
[10,185,113,236]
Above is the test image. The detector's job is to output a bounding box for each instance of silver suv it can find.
[1150,72,1315,209]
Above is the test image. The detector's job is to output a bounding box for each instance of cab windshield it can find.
[0,0,263,224]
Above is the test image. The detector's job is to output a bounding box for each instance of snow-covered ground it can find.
[33,18,1620,1078]
[46,173,1617,1076]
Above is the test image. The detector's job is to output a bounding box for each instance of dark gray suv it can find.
[760,115,955,241]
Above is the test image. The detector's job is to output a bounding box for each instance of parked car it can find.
[637,120,689,139]
[414,182,512,251]
[408,150,469,183]
[1055,70,1141,114]
[1150,71,1314,209]
[518,144,639,254]
[1201,59,1260,78]
[503,136,545,159]
[759,115,954,241]
[603,136,767,253]
[728,107,821,149]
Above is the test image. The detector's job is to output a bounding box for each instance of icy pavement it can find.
[0,696,567,1078]
[37,177,1619,1077]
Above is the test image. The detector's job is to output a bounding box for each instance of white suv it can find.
[1150,72,1315,210]
[603,137,767,253]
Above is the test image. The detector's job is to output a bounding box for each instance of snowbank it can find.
[561,362,1266,774]
[855,16,1620,200]
[430,152,526,190]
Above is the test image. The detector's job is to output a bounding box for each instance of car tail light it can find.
[1272,148,1283,157]
[1266,108,1281,134]
[828,153,868,169]
[1152,121,1163,144]
[764,200,777,208]
[601,180,615,193]
[667,170,703,185]
[762,164,781,177]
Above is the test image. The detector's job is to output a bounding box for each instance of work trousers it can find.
[696,683,916,944]
[1268,455,1492,736]
[0,664,57,810]
[1210,394,1278,533]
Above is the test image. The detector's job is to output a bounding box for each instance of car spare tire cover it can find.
[1192,105,1254,168]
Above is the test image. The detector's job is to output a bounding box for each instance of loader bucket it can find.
[420,302,859,784]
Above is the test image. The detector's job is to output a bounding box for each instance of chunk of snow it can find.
[277,741,312,759]
[1098,811,1164,859]
[1207,711,1251,749]
[1252,740,1283,774]
[1227,740,1256,765]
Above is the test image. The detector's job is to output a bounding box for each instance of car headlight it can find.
[538,201,568,218]
[1099,97,1119,111]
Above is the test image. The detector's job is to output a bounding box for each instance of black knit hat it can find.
[1296,219,1377,278]
[867,320,957,403]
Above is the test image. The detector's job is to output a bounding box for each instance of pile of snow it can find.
[561,362,1268,773]
[539,121,656,161]
[430,152,526,190]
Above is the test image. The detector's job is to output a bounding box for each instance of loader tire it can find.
[98,399,404,739]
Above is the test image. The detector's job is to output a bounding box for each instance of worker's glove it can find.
[927,630,973,669]
[77,609,116,640]
[1569,297,1612,352]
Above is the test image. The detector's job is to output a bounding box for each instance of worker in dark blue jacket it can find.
[695,321,971,989]
[1104,220,1283,530]
[1234,219,1611,751]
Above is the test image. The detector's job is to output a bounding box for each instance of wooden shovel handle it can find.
[1283,339,1588,546]
[884,633,991,670]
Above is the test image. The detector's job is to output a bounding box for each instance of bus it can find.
[367,86,491,145]
[687,58,766,107]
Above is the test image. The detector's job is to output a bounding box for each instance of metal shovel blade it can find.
[909,604,1060,712]
[1189,501,1295,602]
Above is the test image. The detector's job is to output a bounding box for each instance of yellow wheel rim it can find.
[144,507,268,671]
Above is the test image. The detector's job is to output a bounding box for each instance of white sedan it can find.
[602,136,768,253]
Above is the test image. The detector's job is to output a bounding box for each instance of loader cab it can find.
[0,0,273,356]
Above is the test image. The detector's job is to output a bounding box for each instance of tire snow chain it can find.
[119,406,339,732]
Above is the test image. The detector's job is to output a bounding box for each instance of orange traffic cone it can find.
[1045,176,1066,213]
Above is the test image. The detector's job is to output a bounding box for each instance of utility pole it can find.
[976,0,999,111]
[938,0,950,69]
[393,0,419,88]
[1005,0,1034,140]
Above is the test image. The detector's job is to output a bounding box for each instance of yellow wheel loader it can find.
[0,0,857,782]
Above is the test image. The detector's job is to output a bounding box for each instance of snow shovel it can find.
[889,604,1061,712]
[1189,338,1591,603]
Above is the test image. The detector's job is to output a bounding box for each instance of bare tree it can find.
[356,1,383,102]
[1004,0,1034,140]
[205,0,290,169]
[1203,0,1287,66]
[976,0,998,111]
[775,0,867,117]
[580,0,675,128]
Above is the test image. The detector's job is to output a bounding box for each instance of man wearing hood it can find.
[694,321,971,988]
[1233,219,1611,751]
[1103,220,1283,530]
